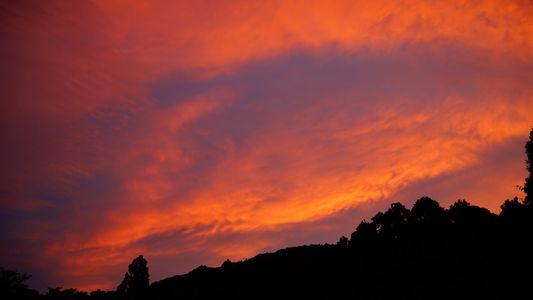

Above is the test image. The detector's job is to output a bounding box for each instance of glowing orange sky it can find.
[1,0,532,292]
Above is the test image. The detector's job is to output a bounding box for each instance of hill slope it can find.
[150,197,533,300]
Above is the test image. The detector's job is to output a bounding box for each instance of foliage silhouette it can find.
[116,255,149,299]
[3,128,533,299]
[525,129,533,205]
[336,235,348,247]
[45,287,89,300]
[0,267,39,300]
[116,273,130,296]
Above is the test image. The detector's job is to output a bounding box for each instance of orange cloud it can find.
[1,0,533,292]
[94,0,533,75]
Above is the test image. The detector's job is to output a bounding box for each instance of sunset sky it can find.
[1,0,532,292]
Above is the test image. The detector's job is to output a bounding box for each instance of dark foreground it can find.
[149,197,533,300]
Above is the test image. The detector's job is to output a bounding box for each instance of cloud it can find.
[91,0,533,73]
[1,0,532,292]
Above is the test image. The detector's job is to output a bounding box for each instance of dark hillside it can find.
[150,197,532,299]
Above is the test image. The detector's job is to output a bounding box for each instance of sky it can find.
[1,0,532,292]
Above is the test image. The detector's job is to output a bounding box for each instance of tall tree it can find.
[117,255,149,298]
[525,128,533,205]
[116,272,130,295]
[0,267,38,299]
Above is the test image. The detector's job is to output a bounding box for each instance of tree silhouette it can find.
[525,128,533,205]
[409,197,447,242]
[448,199,494,227]
[0,267,38,299]
[410,196,444,224]
[371,202,410,239]
[500,197,524,220]
[45,287,89,299]
[116,255,149,299]
[221,259,232,268]
[336,235,348,247]
[116,273,130,295]
[350,219,377,246]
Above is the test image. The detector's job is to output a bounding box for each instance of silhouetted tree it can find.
[336,236,348,247]
[221,259,232,268]
[448,199,470,211]
[448,199,494,227]
[408,197,447,244]
[0,267,38,299]
[89,289,116,300]
[500,197,525,220]
[116,272,130,295]
[410,196,445,224]
[525,128,533,205]
[350,220,377,246]
[44,287,90,300]
[116,255,149,299]
[371,202,410,239]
